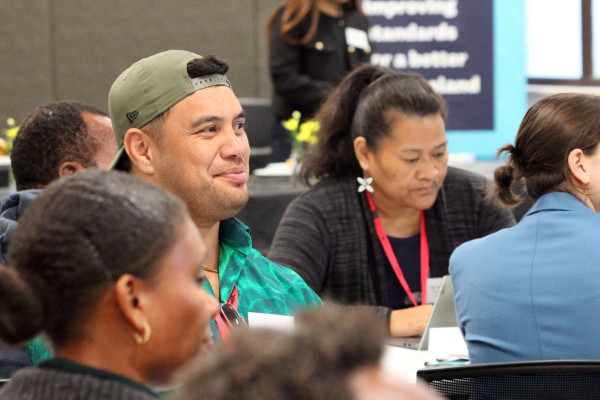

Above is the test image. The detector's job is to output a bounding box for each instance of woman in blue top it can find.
[450,93,600,364]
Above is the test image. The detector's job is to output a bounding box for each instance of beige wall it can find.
[0,0,279,126]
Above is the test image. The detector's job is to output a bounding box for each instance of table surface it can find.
[382,345,433,383]
[381,344,470,383]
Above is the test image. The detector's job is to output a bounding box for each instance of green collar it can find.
[218,217,251,255]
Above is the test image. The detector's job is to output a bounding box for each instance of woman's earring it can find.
[134,321,152,345]
[357,177,374,193]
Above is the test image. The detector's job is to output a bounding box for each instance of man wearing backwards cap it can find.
[108,50,321,340]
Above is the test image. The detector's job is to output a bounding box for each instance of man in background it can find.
[0,100,117,377]
[108,50,320,340]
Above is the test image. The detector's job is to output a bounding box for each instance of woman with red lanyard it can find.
[268,64,516,337]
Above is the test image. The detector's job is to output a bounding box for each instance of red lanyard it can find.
[215,284,238,340]
[365,191,429,307]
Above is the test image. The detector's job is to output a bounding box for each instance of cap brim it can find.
[109,146,126,170]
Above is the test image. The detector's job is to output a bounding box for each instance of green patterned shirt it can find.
[205,218,322,340]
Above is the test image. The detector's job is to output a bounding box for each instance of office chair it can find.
[417,360,600,399]
[238,97,274,172]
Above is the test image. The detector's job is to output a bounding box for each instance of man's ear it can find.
[568,148,590,186]
[114,273,149,333]
[124,128,157,176]
[58,161,86,178]
[353,136,370,172]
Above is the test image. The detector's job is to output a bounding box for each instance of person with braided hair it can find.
[450,93,600,364]
[0,100,117,377]
[0,170,219,399]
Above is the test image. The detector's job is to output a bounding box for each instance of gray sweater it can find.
[0,359,158,400]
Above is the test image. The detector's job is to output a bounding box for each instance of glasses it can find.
[220,303,247,329]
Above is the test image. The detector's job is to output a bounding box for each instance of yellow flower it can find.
[2,118,19,155]
[6,126,18,139]
[282,111,301,132]
[296,120,320,144]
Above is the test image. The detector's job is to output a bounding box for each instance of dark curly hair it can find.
[174,305,386,400]
[299,64,447,185]
[490,93,600,206]
[10,101,109,191]
[116,55,230,172]
[0,170,189,349]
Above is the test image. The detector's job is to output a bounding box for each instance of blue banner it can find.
[363,0,526,159]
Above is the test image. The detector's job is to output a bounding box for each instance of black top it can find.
[384,234,421,309]
[269,5,371,120]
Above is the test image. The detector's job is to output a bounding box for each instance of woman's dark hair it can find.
[299,64,447,184]
[0,170,189,348]
[268,0,362,46]
[491,93,600,206]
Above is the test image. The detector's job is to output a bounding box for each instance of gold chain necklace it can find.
[202,265,219,273]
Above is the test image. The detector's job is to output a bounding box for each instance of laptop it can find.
[387,275,458,350]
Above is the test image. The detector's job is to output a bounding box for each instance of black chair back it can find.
[239,97,274,171]
[417,360,600,399]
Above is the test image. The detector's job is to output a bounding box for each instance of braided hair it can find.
[0,170,189,348]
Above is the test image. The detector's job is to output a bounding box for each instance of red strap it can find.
[366,191,429,307]
[215,285,239,340]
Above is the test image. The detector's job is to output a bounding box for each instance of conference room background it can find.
[0,0,597,159]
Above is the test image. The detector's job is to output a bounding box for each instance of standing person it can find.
[266,0,371,166]
[268,64,515,338]
[0,101,117,377]
[450,93,600,364]
[0,170,219,399]
[108,50,321,341]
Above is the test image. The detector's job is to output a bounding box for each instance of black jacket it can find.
[269,5,371,120]
[268,167,516,322]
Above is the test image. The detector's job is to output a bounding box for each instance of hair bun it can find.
[0,266,44,344]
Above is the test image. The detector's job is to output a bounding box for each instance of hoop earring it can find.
[134,321,151,345]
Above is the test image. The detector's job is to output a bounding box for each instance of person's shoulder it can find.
[444,166,489,186]
[246,248,309,281]
[345,7,370,25]
[289,177,357,215]
[0,189,42,213]
[439,167,491,206]
[298,177,355,200]
[245,249,322,303]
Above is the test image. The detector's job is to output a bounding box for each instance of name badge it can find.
[345,27,369,50]
[426,277,444,304]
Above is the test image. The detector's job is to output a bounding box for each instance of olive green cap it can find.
[108,50,230,170]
